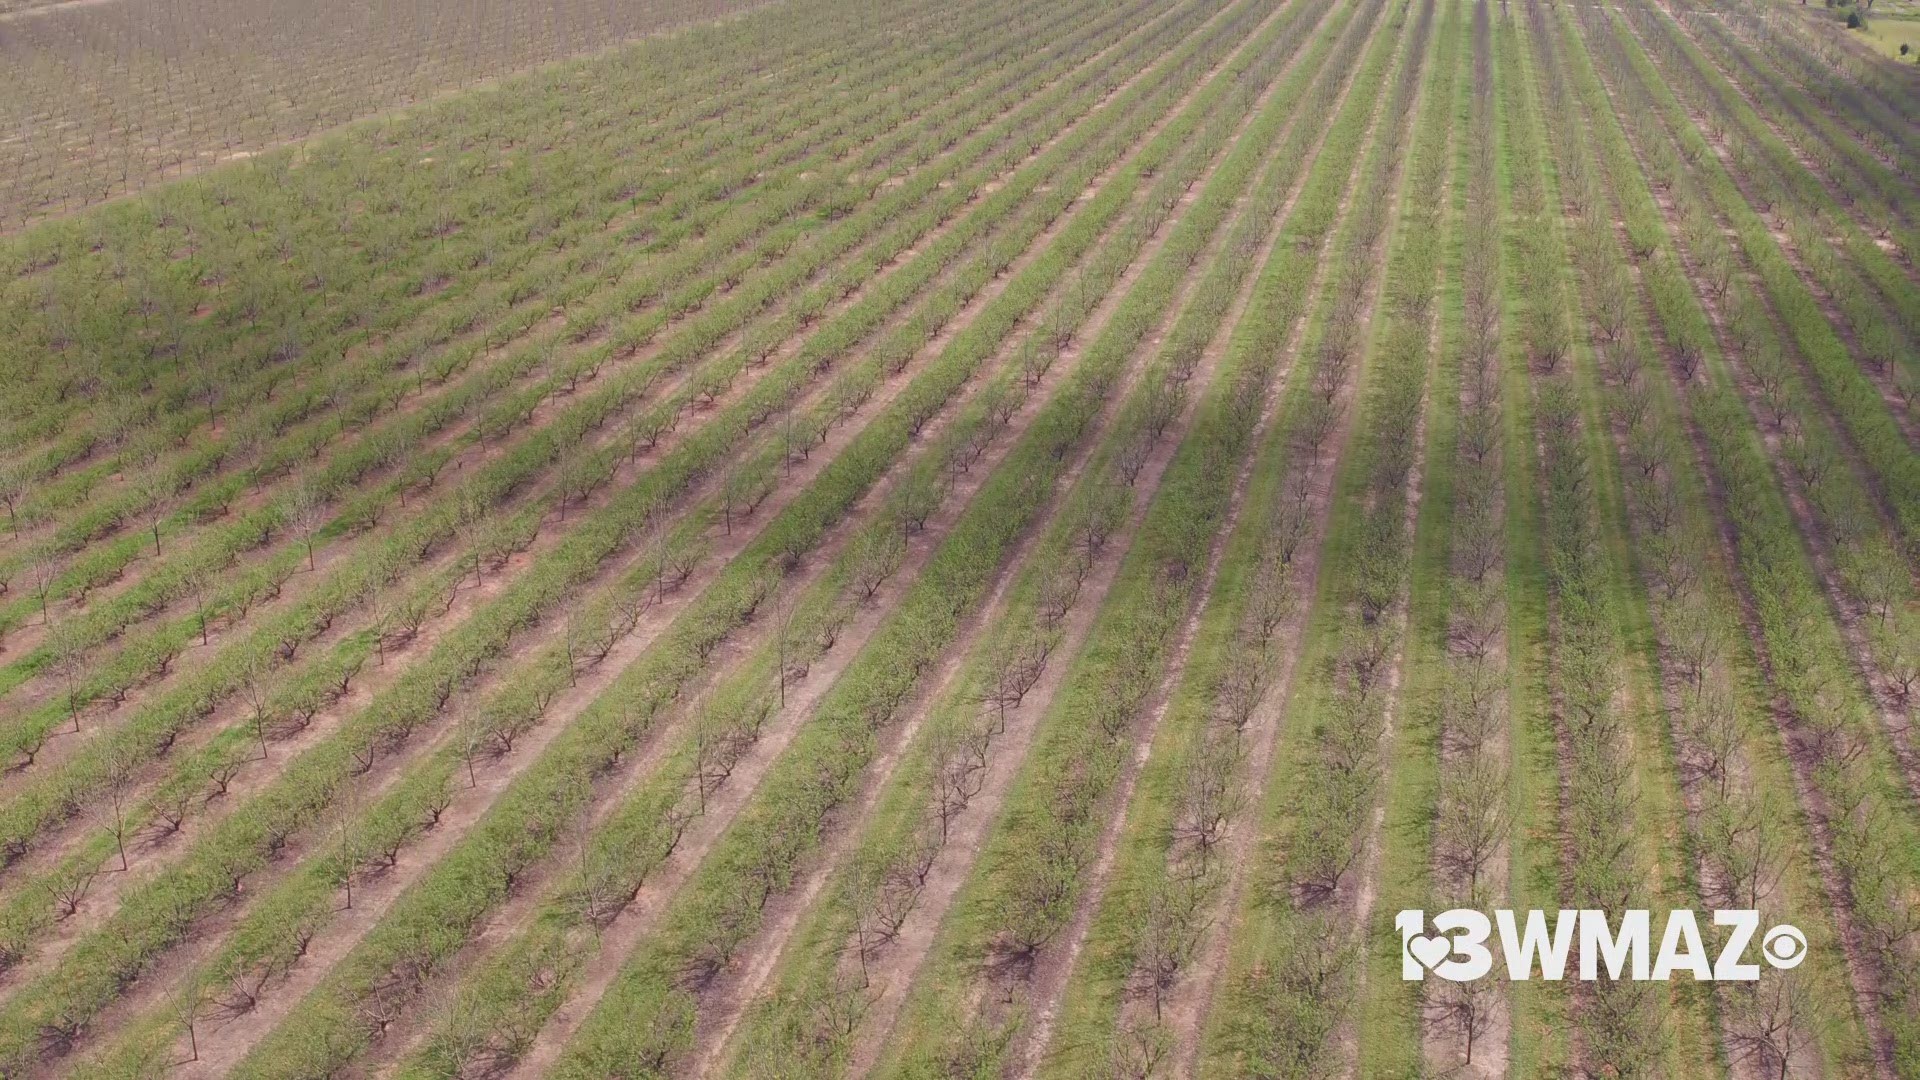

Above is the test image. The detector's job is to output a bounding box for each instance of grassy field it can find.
[0,0,776,227]
[1857,15,1920,62]
[1796,0,1920,62]
[0,0,1916,1076]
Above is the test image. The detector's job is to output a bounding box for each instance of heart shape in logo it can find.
[1406,933,1454,971]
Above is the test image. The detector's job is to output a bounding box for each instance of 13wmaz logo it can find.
[1396,909,1808,982]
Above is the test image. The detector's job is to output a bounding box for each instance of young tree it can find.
[47,618,90,734]
[895,474,941,540]
[1019,337,1054,388]
[567,826,620,928]
[845,855,912,986]
[38,863,96,921]
[1214,640,1271,735]
[1428,976,1501,1067]
[185,565,214,646]
[1171,735,1241,869]
[1533,312,1570,373]
[94,742,140,872]
[1841,539,1909,628]
[372,585,429,665]
[456,707,487,789]
[1068,481,1126,568]
[26,549,60,625]
[692,711,742,812]
[285,483,326,571]
[1106,1019,1173,1080]
[563,610,592,687]
[1678,680,1740,796]
[773,591,804,709]
[1436,757,1510,903]
[721,458,773,535]
[1725,967,1816,1080]
[0,463,22,535]
[849,526,905,603]
[175,991,202,1065]
[454,488,489,586]
[929,721,989,842]
[1702,795,1788,911]
[332,796,362,911]
[237,655,275,761]
[1668,600,1725,688]
[134,470,171,556]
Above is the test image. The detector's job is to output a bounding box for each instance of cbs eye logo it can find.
[1760,924,1807,969]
